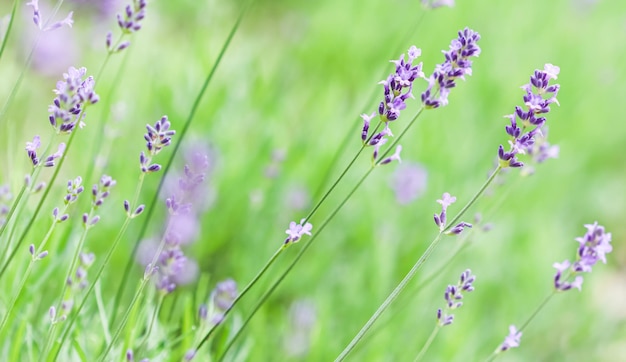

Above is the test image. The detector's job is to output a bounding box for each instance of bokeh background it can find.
[0,0,624,360]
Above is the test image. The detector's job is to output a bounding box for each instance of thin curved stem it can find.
[0,0,18,63]
[110,0,255,326]
[336,166,503,360]
[414,325,440,362]
[216,166,376,361]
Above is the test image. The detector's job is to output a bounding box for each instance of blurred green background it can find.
[0,0,624,360]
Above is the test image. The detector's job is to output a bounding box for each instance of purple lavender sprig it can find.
[48,67,100,134]
[106,0,147,53]
[139,115,175,173]
[360,46,423,163]
[553,222,612,292]
[83,175,116,227]
[25,136,66,168]
[498,64,560,168]
[433,192,472,235]
[421,27,481,108]
[436,269,476,326]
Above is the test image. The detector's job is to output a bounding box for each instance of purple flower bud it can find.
[126,349,134,362]
[133,205,145,216]
[29,244,36,256]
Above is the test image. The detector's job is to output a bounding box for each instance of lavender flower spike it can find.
[421,27,481,108]
[553,222,612,292]
[436,269,476,326]
[498,64,560,168]
[285,218,313,245]
[139,115,175,173]
[361,46,422,159]
[48,67,99,134]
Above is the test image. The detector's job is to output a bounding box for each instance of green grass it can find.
[0,0,624,360]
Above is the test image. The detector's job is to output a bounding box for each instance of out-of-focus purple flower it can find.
[391,162,427,205]
[421,28,480,108]
[142,145,213,293]
[207,279,238,324]
[48,66,99,134]
[521,126,559,176]
[284,218,313,245]
[139,116,175,173]
[61,252,95,317]
[117,0,146,33]
[0,185,12,227]
[553,222,612,292]
[498,64,560,169]
[436,269,476,326]
[26,0,74,32]
[212,279,238,310]
[498,325,522,352]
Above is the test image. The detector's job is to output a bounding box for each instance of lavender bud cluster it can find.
[106,0,147,53]
[51,176,85,223]
[436,269,476,326]
[421,27,481,108]
[433,192,472,235]
[498,64,560,168]
[361,46,423,163]
[553,222,612,292]
[48,67,99,134]
[83,175,116,227]
[25,135,66,168]
[139,115,175,173]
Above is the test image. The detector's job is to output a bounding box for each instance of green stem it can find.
[216,166,376,361]
[336,166,503,361]
[414,325,440,362]
[98,277,150,362]
[41,217,91,360]
[110,0,254,328]
[0,0,18,63]
[0,127,81,280]
[196,246,284,350]
[0,207,63,334]
[53,174,147,360]
[135,294,165,353]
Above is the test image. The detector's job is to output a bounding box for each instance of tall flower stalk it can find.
[336,61,562,360]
